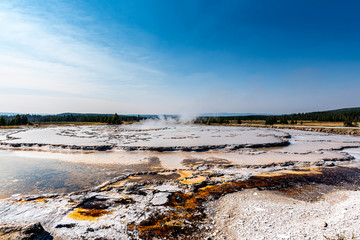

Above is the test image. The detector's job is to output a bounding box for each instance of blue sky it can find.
[0,0,359,114]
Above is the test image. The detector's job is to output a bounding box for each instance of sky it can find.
[0,0,359,115]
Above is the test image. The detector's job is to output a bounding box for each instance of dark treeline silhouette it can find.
[271,107,360,126]
[1,107,359,127]
[195,116,241,125]
[27,113,139,123]
[0,115,29,126]
[0,113,145,126]
[281,107,360,122]
[196,107,360,126]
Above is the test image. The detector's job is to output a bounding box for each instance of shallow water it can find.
[1,125,360,198]
[0,151,163,198]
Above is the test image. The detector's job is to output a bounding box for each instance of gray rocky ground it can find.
[207,189,360,240]
[0,124,360,239]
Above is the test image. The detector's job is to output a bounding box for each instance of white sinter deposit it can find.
[0,124,289,149]
[1,122,360,239]
[207,189,360,240]
[0,124,359,168]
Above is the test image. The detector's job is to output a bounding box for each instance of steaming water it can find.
[1,124,360,198]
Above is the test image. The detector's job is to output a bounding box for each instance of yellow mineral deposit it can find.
[67,207,114,221]
[128,176,141,180]
[100,179,129,191]
[180,176,206,184]
[211,176,231,181]
[177,170,196,179]
[35,198,47,203]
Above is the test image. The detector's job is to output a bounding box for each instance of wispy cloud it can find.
[1,2,358,115]
[0,2,165,113]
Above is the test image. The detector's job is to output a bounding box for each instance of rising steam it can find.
[131,114,197,130]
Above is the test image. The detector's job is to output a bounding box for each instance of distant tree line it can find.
[0,115,29,126]
[195,107,360,127]
[2,107,360,127]
[0,113,146,126]
[24,113,140,123]
[269,108,360,126]
[281,108,360,122]
[194,116,242,125]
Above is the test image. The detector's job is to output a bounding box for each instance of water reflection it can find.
[0,151,163,198]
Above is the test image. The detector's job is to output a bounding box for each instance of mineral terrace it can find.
[0,123,360,239]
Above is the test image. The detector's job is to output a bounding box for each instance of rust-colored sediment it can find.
[256,167,322,177]
[278,186,315,196]
[130,166,360,239]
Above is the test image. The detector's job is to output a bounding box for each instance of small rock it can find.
[150,192,170,205]
[55,223,76,228]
